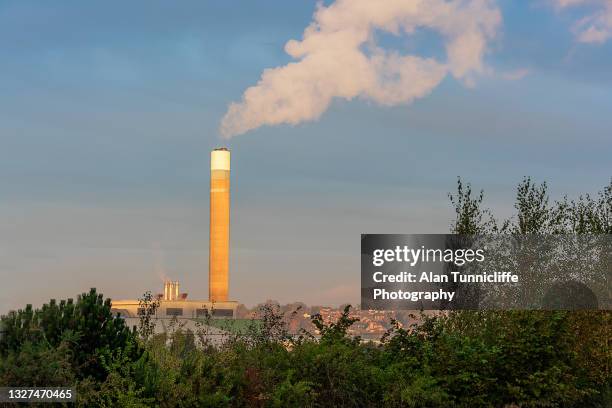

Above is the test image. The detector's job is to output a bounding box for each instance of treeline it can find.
[0,178,610,407]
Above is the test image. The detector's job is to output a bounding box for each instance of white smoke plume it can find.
[553,0,612,44]
[220,0,502,138]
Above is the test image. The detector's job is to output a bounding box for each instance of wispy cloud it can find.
[220,0,502,138]
[500,68,530,80]
[552,0,612,44]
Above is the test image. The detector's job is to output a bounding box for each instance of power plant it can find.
[111,147,238,320]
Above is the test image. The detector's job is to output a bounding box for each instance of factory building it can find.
[111,147,237,320]
[111,280,237,318]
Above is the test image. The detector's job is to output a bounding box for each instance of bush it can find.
[0,288,141,382]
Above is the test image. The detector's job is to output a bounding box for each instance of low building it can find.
[111,280,239,319]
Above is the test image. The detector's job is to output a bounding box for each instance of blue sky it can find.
[1,0,610,311]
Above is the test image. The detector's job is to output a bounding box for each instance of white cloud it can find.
[552,0,612,44]
[220,0,502,138]
[553,0,591,7]
[500,68,530,80]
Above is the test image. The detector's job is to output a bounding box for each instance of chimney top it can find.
[211,148,230,171]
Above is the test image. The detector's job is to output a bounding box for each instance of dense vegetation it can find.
[1,178,610,407]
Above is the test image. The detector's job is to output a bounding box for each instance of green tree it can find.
[0,288,141,381]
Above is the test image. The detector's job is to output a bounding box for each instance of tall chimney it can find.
[209,148,230,302]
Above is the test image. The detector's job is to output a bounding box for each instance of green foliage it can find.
[448,177,505,234]
[77,339,153,407]
[0,340,75,387]
[137,291,160,342]
[0,288,141,382]
[0,294,609,407]
[269,372,317,407]
[441,177,612,406]
[559,179,612,234]
[397,375,450,408]
[450,176,611,235]
[311,305,359,344]
[0,178,609,407]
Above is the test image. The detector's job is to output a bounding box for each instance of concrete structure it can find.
[209,148,230,302]
[163,280,181,301]
[120,317,232,347]
[111,286,238,319]
[110,147,238,320]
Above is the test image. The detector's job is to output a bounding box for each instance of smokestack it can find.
[209,147,230,302]
[164,280,169,301]
[163,280,180,301]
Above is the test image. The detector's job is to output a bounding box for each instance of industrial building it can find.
[111,148,238,319]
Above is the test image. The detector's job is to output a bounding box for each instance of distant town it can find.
[234,302,432,340]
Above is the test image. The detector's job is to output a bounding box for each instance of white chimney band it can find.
[211,150,230,171]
